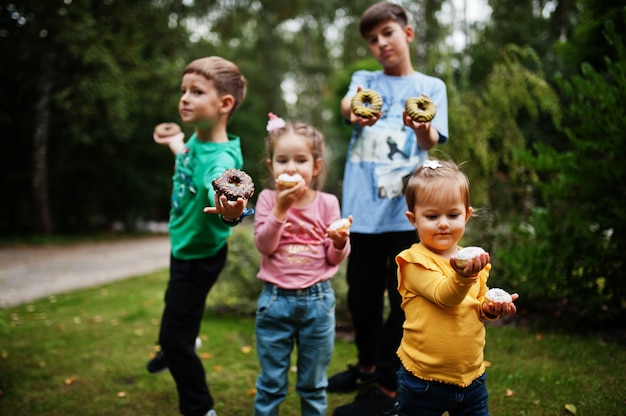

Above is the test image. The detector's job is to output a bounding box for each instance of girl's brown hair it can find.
[405,160,471,212]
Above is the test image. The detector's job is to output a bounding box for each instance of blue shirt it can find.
[342,70,449,233]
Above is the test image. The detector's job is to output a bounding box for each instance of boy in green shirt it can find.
[148,56,250,416]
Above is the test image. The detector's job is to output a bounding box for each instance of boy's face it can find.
[364,20,414,69]
[178,73,223,128]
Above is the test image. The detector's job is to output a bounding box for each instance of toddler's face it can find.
[405,190,472,258]
[178,73,222,127]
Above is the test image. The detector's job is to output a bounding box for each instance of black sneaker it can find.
[332,385,398,416]
[327,364,378,393]
[146,349,168,374]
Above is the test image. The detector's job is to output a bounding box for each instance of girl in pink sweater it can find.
[253,114,351,416]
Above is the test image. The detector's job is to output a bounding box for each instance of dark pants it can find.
[397,366,489,415]
[158,246,227,416]
[346,232,416,392]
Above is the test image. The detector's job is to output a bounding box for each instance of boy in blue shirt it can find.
[330,3,449,415]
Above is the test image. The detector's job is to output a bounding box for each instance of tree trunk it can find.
[32,45,55,234]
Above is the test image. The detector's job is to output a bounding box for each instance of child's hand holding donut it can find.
[349,87,382,126]
[271,177,307,221]
[450,247,490,278]
[482,291,519,317]
[326,216,353,249]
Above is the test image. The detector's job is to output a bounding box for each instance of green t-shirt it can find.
[168,133,243,260]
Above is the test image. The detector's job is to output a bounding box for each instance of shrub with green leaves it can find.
[496,22,626,324]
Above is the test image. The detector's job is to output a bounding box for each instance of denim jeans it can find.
[397,365,489,416]
[254,281,335,416]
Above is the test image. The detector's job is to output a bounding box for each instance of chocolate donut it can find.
[212,168,255,201]
[351,89,383,118]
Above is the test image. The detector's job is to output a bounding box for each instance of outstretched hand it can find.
[483,293,519,317]
[450,252,491,277]
[203,194,246,221]
[349,86,382,127]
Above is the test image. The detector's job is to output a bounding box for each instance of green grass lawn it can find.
[1,269,624,415]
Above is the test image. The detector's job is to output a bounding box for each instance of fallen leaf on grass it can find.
[200,352,212,359]
[116,391,127,398]
[213,365,222,372]
[241,345,252,354]
[64,376,78,385]
[505,388,514,397]
[564,404,577,414]
[535,333,544,341]
[248,388,257,396]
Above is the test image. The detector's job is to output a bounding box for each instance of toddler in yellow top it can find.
[395,159,518,416]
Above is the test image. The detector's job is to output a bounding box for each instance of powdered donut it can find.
[453,246,486,268]
[485,288,513,304]
[154,122,182,143]
[328,218,351,233]
[277,173,302,188]
[212,168,254,201]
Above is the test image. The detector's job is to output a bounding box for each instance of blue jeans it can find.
[254,281,335,416]
[397,365,489,416]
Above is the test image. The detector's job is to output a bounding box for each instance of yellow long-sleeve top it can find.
[396,243,496,387]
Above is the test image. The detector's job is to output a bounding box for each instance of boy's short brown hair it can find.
[359,1,409,38]
[183,56,247,117]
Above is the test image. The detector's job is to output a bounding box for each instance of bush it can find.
[494,23,626,326]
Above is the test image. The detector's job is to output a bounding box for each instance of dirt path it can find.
[0,235,171,308]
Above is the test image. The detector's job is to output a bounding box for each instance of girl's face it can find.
[178,73,226,128]
[405,187,472,259]
[267,132,322,187]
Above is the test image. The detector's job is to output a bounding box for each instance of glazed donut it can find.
[351,89,383,118]
[154,122,182,143]
[485,288,513,304]
[212,168,255,201]
[453,246,486,268]
[405,94,437,122]
[328,218,351,233]
[277,173,302,188]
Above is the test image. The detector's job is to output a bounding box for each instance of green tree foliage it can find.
[442,45,561,209]
[1,0,193,232]
[495,23,626,324]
